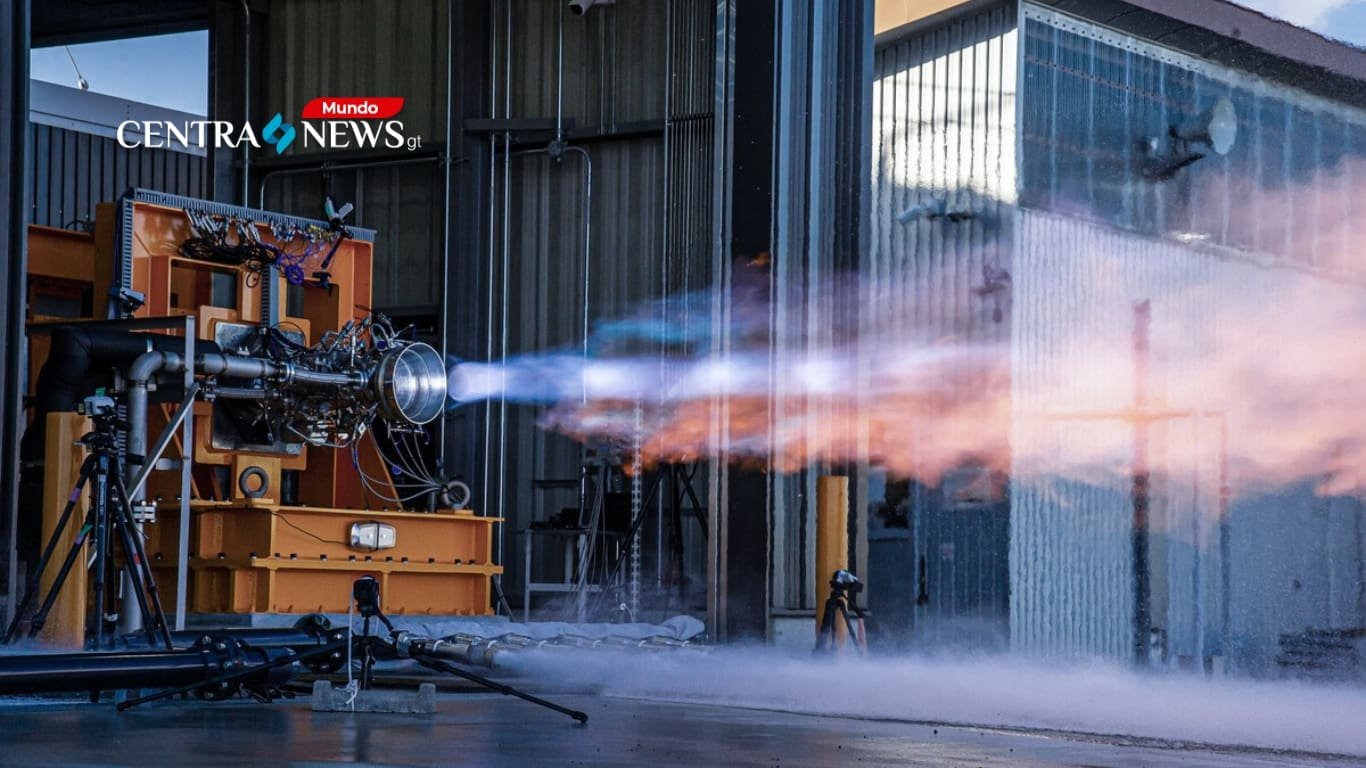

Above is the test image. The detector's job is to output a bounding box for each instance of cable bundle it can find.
[178,209,340,288]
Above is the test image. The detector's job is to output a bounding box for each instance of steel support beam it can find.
[0,0,31,629]
[708,0,778,643]
[709,0,871,642]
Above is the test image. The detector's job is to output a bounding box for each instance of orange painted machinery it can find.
[24,190,496,633]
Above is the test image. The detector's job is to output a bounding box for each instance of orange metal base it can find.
[173,558,498,615]
[146,503,502,616]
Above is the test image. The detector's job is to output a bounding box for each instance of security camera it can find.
[569,0,614,15]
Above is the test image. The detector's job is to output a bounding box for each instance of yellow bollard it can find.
[38,412,90,648]
[815,475,849,646]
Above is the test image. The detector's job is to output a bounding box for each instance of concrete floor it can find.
[0,692,1354,767]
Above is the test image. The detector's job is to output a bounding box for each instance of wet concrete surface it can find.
[0,692,1356,767]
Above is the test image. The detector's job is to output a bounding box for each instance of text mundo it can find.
[115,119,423,153]
[317,100,380,116]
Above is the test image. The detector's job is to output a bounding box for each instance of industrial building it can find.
[868,0,1366,676]
[0,0,1363,765]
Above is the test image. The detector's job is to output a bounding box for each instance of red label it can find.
[301,97,405,120]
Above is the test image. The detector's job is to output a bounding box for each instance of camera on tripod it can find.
[4,389,173,651]
[79,395,117,420]
[829,569,862,595]
[815,569,867,655]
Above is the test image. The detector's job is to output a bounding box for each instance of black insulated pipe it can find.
[28,327,201,416]
[17,329,220,575]
[0,643,294,695]
[118,614,342,652]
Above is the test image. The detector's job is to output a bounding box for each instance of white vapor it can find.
[505,649,1366,758]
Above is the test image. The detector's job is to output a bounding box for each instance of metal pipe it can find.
[562,148,590,363]
[194,352,268,379]
[121,349,182,637]
[125,349,367,498]
[255,153,443,211]
[557,0,565,141]
[239,0,251,207]
[176,316,195,631]
[210,386,269,400]
[656,2,672,595]
[438,0,454,475]
[125,383,199,506]
[287,367,364,387]
[125,351,186,495]
[482,0,498,533]
[497,0,512,568]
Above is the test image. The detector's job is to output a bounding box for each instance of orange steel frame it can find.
[24,198,499,620]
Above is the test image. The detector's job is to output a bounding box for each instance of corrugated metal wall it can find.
[865,2,1016,645]
[28,123,207,228]
[264,162,445,310]
[1012,4,1366,667]
[1013,209,1366,669]
[252,0,717,613]
[261,0,449,311]
[480,0,714,605]
[871,1,1366,668]
[267,0,447,141]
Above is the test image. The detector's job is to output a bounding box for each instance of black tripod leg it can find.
[814,597,838,653]
[23,511,96,640]
[111,472,173,649]
[3,456,97,642]
[90,461,111,649]
[109,507,159,648]
[414,655,588,724]
[838,603,863,655]
[360,618,374,689]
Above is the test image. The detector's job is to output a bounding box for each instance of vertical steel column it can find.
[0,0,31,629]
[708,0,871,641]
[708,0,777,643]
[707,0,736,640]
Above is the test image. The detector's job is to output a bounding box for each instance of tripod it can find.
[3,409,173,650]
[814,570,867,655]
